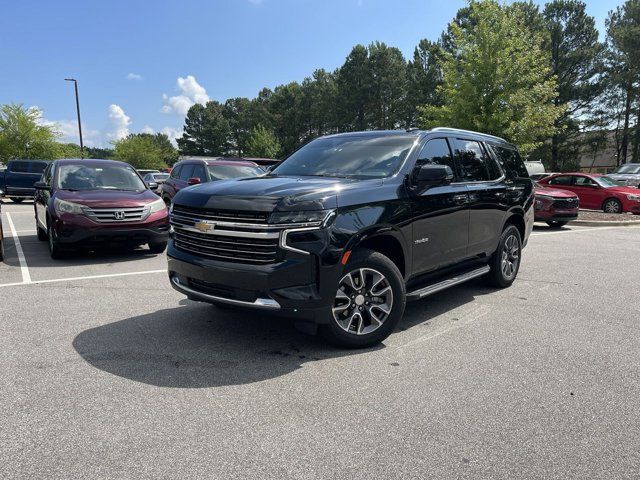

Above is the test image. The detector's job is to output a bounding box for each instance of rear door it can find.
[452,138,507,257]
[410,137,470,274]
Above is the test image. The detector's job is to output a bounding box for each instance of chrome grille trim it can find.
[84,206,148,223]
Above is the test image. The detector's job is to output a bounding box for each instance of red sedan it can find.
[534,182,579,228]
[539,173,640,214]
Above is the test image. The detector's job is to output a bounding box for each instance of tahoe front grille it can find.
[170,205,281,264]
[553,198,579,209]
[84,206,147,223]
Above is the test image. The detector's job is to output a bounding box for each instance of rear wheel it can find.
[485,225,522,288]
[10,198,24,203]
[546,220,567,229]
[320,249,405,348]
[602,198,622,214]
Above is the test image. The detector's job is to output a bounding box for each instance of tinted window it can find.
[415,138,454,173]
[30,162,47,174]
[207,164,264,180]
[192,164,206,181]
[179,164,195,181]
[273,135,415,179]
[453,139,490,182]
[9,161,29,173]
[170,165,182,179]
[43,164,53,185]
[548,175,573,186]
[490,145,529,178]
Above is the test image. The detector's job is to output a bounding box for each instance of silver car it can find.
[607,164,640,188]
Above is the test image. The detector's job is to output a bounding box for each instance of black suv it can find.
[167,128,534,347]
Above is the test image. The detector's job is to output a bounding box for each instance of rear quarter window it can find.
[490,144,529,178]
[9,162,30,173]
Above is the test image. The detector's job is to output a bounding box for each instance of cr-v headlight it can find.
[143,197,167,219]
[269,209,335,226]
[54,198,85,215]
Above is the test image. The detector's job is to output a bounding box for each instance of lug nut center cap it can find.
[355,294,365,306]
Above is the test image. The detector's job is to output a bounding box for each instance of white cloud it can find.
[161,75,209,116]
[141,125,155,134]
[126,72,143,81]
[161,127,182,147]
[31,105,101,146]
[106,104,131,141]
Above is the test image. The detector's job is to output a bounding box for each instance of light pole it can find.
[64,78,84,158]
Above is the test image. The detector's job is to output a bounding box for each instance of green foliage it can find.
[177,101,231,156]
[0,104,60,162]
[405,39,443,127]
[419,0,564,155]
[246,125,281,158]
[112,133,176,169]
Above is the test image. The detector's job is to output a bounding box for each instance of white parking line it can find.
[530,225,640,237]
[5,212,31,284]
[0,269,166,288]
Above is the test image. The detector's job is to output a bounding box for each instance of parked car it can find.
[539,172,640,214]
[529,172,556,182]
[33,159,169,259]
[524,160,545,177]
[160,158,264,205]
[143,172,170,194]
[136,169,160,177]
[534,181,579,228]
[0,198,5,262]
[0,159,49,202]
[167,128,534,348]
[606,163,640,188]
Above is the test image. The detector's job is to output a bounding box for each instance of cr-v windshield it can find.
[272,135,416,179]
[57,164,146,191]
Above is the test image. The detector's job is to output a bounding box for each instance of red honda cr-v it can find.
[34,159,169,259]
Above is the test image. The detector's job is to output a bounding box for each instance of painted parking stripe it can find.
[530,225,640,237]
[0,269,166,288]
[5,212,31,284]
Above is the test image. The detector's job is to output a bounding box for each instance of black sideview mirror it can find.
[413,164,454,189]
[34,181,50,191]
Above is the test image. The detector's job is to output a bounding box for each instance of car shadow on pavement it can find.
[72,285,480,389]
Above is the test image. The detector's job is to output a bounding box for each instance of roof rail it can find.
[429,127,507,143]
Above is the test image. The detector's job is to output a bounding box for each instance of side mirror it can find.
[187,177,201,185]
[146,181,158,190]
[412,164,453,189]
[34,181,50,191]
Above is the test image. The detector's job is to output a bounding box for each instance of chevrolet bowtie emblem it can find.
[194,220,215,233]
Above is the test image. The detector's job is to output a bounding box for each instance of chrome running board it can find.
[406,265,491,301]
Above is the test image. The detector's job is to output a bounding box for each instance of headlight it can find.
[626,194,640,201]
[54,198,85,215]
[142,198,167,219]
[269,209,334,226]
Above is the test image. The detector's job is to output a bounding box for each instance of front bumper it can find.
[167,240,337,322]
[534,209,578,222]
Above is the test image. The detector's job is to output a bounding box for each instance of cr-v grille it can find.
[170,205,280,264]
[85,206,147,223]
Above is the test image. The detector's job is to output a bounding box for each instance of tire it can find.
[545,220,567,229]
[10,198,24,203]
[36,222,48,241]
[148,241,167,254]
[162,195,171,207]
[47,222,64,259]
[602,198,622,214]
[485,224,522,288]
[319,248,405,348]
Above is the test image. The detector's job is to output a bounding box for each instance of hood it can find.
[173,175,383,212]
[534,185,577,198]
[55,189,159,208]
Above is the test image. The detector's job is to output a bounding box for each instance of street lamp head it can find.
[64,78,76,82]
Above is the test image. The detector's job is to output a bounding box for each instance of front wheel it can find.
[320,249,405,348]
[148,241,167,254]
[484,225,522,288]
[546,220,567,229]
[47,223,64,259]
[36,221,48,241]
[602,198,622,214]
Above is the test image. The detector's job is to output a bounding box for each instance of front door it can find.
[410,137,470,275]
[570,175,602,209]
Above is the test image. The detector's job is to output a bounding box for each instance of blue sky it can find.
[0,0,620,147]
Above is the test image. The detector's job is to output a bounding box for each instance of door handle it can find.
[453,194,468,205]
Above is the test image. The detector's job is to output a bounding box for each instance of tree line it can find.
[178,0,640,171]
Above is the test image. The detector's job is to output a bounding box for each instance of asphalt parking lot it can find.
[2,200,640,479]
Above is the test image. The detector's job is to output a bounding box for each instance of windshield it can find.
[57,164,146,191]
[594,176,622,188]
[207,165,263,180]
[614,165,640,174]
[272,135,416,179]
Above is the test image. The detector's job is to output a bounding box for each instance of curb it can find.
[570,220,640,227]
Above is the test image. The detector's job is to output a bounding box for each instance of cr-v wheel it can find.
[320,249,405,348]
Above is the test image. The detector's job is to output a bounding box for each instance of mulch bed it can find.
[578,210,640,222]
